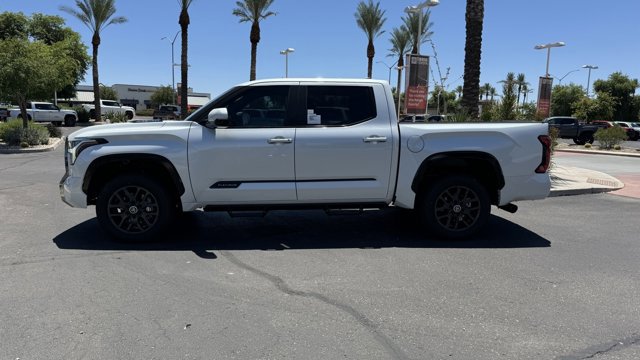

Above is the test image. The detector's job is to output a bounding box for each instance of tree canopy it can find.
[150,85,176,107]
[0,12,89,100]
[551,84,584,117]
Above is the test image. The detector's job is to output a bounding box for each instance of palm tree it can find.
[460,0,484,119]
[455,85,463,99]
[515,73,529,110]
[489,86,496,101]
[60,0,127,121]
[388,26,411,114]
[355,0,386,79]
[233,0,277,81]
[521,84,531,106]
[402,10,434,54]
[481,82,491,100]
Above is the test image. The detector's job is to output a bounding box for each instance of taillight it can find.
[536,135,551,173]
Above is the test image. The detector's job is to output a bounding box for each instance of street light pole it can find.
[582,64,598,97]
[376,60,398,84]
[404,0,439,55]
[534,41,565,77]
[550,69,580,84]
[161,30,181,105]
[279,48,295,78]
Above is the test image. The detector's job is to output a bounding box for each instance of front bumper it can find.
[59,172,87,208]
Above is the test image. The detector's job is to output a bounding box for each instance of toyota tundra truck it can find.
[60,78,551,241]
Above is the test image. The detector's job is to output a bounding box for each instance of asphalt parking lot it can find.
[1,135,640,359]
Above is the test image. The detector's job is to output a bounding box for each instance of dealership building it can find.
[64,84,210,111]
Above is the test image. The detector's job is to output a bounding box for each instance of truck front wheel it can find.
[96,174,176,242]
[419,176,490,240]
[126,111,134,120]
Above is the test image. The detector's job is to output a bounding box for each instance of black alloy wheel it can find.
[420,176,490,240]
[96,174,175,242]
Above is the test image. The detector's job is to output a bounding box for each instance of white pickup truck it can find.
[60,78,551,242]
[9,102,78,126]
[83,99,135,120]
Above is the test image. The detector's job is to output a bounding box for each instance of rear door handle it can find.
[268,136,293,144]
[363,136,387,143]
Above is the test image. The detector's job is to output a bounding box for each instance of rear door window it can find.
[302,86,376,126]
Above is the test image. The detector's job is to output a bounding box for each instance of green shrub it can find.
[548,127,559,154]
[104,112,128,123]
[594,126,627,150]
[74,106,90,123]
[614,144,622,150]
[0,120,49,146]
[45,123,62,138]
[136,109,153,116]
[584,143,592,149]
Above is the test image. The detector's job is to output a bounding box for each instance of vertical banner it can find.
[536,76,553,117]
[404,54,429,115]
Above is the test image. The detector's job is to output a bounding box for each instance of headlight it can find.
[67,138,107,165]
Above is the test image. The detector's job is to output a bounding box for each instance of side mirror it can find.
[207,108,229,127]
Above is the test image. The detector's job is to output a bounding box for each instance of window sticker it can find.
[307,109,321,125]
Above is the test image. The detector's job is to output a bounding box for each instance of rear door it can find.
[294,83,396,203]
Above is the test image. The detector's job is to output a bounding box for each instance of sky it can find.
[3,0,640,101]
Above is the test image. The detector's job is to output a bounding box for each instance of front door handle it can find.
[268,136,293,144]
[363,136,387,143]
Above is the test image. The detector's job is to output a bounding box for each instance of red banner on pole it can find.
[536,76,553,117]
[404,54,429,115]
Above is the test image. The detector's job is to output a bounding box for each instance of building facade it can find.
[63,84,211,111]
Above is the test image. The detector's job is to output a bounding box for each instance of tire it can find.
[418,176,491,240]
[126,111,134,120]
[579,133,594,144]
[89,109,96,119]
[96,174,176,242]
[572,137,585,145]
[64,115,76,127]
[53,121,62,127]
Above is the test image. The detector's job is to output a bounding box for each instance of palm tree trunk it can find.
[92,33,101,121]
[367,41,375,79]
[460,0,484,119]
[180,28,188,118]
[250,22,260,81]
[396,55,404,115]
[180,9,190,119]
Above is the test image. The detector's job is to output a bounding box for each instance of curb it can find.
[556,148,640,158]
[0,137,63,154]
[548,187,619,197]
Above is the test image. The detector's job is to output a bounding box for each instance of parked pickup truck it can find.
[543,116,607,145]
[83,100,135,120]
[152,104,181,120]
[60,78,551,242]
[8,102,77,126]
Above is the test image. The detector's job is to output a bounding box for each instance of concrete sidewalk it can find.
[549,164,624,197]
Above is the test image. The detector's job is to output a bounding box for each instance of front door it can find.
[188,85,298,204]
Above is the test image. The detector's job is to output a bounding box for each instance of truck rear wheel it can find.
[572,137,585,145]
[96,174,176,242]
[579,133,594,144]
[418,176,490,240]
[64,115,76,127]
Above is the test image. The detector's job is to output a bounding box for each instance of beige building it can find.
[63,84,210,111]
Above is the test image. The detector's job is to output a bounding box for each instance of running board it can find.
[227,211,268,218]
[498,203,518,214]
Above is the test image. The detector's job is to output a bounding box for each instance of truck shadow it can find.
[53,208,550,259]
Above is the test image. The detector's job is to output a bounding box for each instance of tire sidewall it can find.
[96,174,175,242]
[420,176,491,240]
